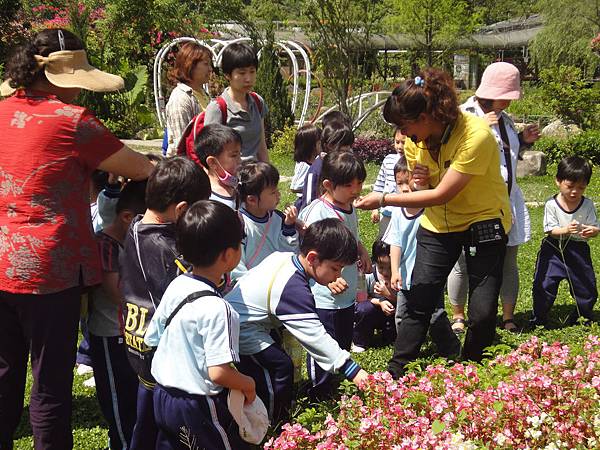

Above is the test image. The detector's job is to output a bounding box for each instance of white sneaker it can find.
[76,364,93,375]
[83,376,96,388]
[351,344,366,353]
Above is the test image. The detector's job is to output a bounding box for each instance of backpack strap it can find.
[249,92,263,115]
[165,290,216,328]
[216,96,228,123]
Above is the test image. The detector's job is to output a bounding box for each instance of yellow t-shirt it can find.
[404,111,512,234]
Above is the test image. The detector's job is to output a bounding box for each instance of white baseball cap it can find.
[227,389,270,445]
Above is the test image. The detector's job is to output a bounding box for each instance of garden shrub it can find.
[270,125,296,158]
[533,131,600,165]
[352,138,394,164]
[539,65,600,129]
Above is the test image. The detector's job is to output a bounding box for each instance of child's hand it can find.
[241,375,256,405]
[358,244,371,273]
[370,209,380,224]
[374,281,393,300]
[580,225,600,239]
[567,220,581,234]
[390,273,402,291]
[284,205,298,226]
[352,369,370,388]
[484,111,499,126]
[328,277,348,295]
[379,300,395,316]
[412,164,430,189]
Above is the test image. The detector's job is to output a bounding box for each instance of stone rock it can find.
[541,119,582,139]
[517,150,547,177]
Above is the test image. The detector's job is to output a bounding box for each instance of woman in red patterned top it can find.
[0,28,153,450]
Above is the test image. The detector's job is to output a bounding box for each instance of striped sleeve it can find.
[204,299,240,366]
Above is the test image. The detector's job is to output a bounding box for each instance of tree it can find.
[303,0,385,118]
[385,0,480,67]
[530,0,600,76]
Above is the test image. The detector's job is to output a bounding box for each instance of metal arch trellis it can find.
[153,37,314,128]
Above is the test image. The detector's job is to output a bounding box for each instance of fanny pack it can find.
[469,218,505,245]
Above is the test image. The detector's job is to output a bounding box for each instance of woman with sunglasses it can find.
[355,68,511,378]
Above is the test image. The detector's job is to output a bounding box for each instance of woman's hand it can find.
[412,164,430,188]
[354,192,383,210]
[522,124,541,144]
[484,111,499,126]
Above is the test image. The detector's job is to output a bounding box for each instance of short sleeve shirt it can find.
[403,112,511,233]
[0,90,123,294]
[543,196,599,242]
[203,88,268,160]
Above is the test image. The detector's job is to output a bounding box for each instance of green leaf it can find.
[493,401,504,413]
[431,419,445,435]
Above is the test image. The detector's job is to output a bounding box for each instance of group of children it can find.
[82,102,599,449]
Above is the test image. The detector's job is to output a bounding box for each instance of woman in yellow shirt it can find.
[356,68,511,376]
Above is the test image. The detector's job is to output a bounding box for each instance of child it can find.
[531,156,599,326]
[232,162,299,282]
[352,241,397,353]
[204,42,269,162]
[88,180,147,449]
[90,170,121,233]
[225,219,368,425]
[299,120,355,211]
[371,128,406,238]
[119,157,211,450]
[144,201,255,449]
[290,124,322,196]
[191,123,242,210]
[298,151,370,400]
[383,157,461,361]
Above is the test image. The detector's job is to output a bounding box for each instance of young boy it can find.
[119,157,211,450]
[192,123,242,210]
[531,156,599,326]
[225,219,368,426]
[88,180,147,449]
[371,128,406,238]
[352,240,397,353]
[383,157,461,366]
[145,200,255,449]
[298,151,370,400]
[233,161,298,281]
[203,42,268,162]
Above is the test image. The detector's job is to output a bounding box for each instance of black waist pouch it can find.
[469,218,506,245]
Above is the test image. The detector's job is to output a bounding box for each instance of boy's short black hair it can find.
[193,124,242,167]
[238,162,279,201]
[371,240,390,262]
[556,156,592,184]
[394,155,409,176]
[91,170,109,194]
[294,124,322,163]
[320,151,367,188]
[300,218,357,265]
[116,180,147,215]
[221,42,259,75]
[176,200,244,267]
[145,157,211,212]
[322,110,352,129]
[144,152,164,164]
[321,121,355,152]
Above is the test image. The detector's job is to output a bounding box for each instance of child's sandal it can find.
[451,318,466,335]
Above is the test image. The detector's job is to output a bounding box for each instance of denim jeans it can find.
[388,226,506,378]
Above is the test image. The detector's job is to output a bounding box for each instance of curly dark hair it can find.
[383,68,459,126]
[4,28,84,90]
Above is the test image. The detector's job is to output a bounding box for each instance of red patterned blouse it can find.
[0,90,123,294]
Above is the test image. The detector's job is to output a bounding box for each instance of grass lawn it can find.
[12,150,600,449]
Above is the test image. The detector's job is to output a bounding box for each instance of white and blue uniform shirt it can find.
[290,162,311,195]
[231,208,298,282]
[373,153,401,217]
[383,208,424,290]
[144,274,240,396]
[544,196,599,243]
[225,252,360,379]
[299,198,359,309]
[210,191,237,210]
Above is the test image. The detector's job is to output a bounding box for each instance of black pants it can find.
[0,287,81,450]
[388,226,506,377]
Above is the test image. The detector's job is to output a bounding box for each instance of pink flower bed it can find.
[266,336,600,449]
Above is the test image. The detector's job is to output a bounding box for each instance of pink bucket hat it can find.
[475,62,521,100]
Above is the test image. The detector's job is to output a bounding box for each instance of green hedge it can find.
[533,130,600,165]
